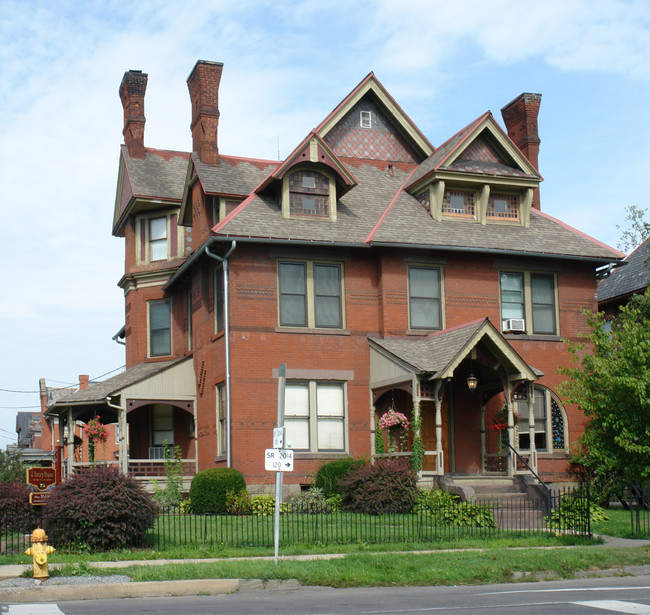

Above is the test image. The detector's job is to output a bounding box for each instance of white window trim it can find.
[277,259,345,330]
[407,264,445,331]
[135,212,182,264]
[284,380,348,453]
[499,270,559,336]
[216,383,227,457]
[516,386,568,453]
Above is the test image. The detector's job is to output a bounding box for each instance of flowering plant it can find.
[489,406,520,432]
[379,409,410,431]
[84,416,108,443]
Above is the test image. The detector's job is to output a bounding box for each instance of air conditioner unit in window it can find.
[502,318,526,333]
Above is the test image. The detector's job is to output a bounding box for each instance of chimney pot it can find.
[501,93,542,209]
[79,375,90,390]
[119,70,148,159]
[187,60,224,165]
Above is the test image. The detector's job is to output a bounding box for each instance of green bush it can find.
[289,487,332,514]
[250,494,277,516]
[415,489,496,527]
[0,481,38,533]
[189,467,246,514]
[546,490,608,530]
[224,489,251,514]
[43,466,156,550]
[315,458,366,497]
[339,458,418,514]
[151,443,184,509]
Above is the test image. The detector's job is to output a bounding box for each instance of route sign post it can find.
[273,364,287,565]
[265,448,294,472]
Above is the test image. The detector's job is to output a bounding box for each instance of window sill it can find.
[502,333,562,342]
[275,327,350,336]
[214,454,227,463]
[406,328,442,336]
[292,452,348,460]
[211,330,225,342]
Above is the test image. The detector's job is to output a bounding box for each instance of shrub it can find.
[339,458,418,514]
[0,449,26,483]
[289,487,332,514]
[43,466,156,550]
[225,489,252,515]
[151,443,184,509]
[315,458,366,498]
[250,494,277,516]
[415,489,496,527]
[546,489,608,530]
[0,481,38,533]
[189,467,246,514]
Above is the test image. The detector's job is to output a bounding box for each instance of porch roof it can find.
[44,358,193,424]
[369,318,541,386]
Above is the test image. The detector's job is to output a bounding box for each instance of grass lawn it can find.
[592,507,650,539]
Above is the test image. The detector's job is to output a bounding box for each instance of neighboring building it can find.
[598,239,650,318]
[43,61,623,492]
[13,411,54,467]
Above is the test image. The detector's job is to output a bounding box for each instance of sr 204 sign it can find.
[265,448,294,472]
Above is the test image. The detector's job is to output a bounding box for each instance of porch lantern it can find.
[466,372,478,392]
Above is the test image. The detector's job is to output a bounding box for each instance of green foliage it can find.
[289,487,333,514]
[43,466,156,550]
[414,489,496,528]
[411,410,424,473]
[559,289,650,490]
[546,490,608,530]
[189,467,246,514]
[0,480,38,533]
[151,443,184,508]
[224,489,251,514]
[339,458,419,514]
[0,448,26,483]
[327,493,342,511]
[250,494,277,516]
[374,417,385,455]
[315,458,367,498]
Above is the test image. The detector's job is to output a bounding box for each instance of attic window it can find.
[360,110,372,129]
[442,190,475,218]
[487,193,519,220]
[289,170,330,218]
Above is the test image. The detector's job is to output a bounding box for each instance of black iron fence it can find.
[0,486,592,556]
[624,482,650,535]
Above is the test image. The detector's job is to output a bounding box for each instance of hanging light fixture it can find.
[466,357,478,392]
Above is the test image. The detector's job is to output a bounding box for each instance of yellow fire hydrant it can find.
[24,528,55,579]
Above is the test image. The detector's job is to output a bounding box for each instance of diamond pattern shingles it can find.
[598,239,650,302]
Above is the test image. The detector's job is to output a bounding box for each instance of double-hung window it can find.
[214,266,224,333]
[278,261,343,329]
[408,265,443,330]
[216,383,227,457]
[149,217,168,261]
[284,381,346,452]
[151,404,174,459]
[500,271,557,335]
[149,300,172,357]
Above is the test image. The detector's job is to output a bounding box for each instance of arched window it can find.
[515,386,567,452]
[288,170,330,218]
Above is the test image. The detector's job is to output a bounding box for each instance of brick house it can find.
[43,60,623,493]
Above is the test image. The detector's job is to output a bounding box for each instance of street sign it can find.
[264,448,294,472]
[273,427,285,449]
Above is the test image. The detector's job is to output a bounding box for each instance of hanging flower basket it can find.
[379,409,410,453]
[84,416,108,463]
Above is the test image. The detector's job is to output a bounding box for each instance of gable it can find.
[322,95,422,164]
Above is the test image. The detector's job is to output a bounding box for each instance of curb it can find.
[0,578,303,604]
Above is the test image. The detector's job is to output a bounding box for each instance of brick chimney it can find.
[119,70,148,159]
[79,375,90,390]
[501,93,542,209]
[187,60,224,165]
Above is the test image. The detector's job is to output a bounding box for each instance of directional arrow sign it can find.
[265,448,294,472]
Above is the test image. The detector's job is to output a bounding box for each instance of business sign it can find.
[29,492,52,505]
[26,467,57,491]
[264,448,294,472]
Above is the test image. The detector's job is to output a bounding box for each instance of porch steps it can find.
[448,477,546,530]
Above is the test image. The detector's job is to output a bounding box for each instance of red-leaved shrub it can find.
[0,481,38,533]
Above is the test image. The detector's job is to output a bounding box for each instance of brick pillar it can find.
[119,70,148,159]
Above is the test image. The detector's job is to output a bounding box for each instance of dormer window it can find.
[288,170,330,218]
[360,110,371,128]
[149,217,168,261]
[488,193,519,221]
[136,212,180,264]
[442,189,475,218]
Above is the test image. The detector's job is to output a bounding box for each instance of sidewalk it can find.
[2,536,649,604]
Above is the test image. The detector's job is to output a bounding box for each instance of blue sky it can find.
[1,0,649,447]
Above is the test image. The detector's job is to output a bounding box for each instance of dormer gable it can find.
[316,72,434,163]
[257,133,358,222]
[406,113,542,228]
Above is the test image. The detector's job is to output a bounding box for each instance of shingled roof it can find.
[598,239,650,303]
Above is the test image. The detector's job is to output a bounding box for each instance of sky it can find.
[1,0,649,448]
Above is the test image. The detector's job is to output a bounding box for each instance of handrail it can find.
[504,442,549,496]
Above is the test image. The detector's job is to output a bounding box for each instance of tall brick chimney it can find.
[119,70,148,159]
[187,60,224,165]
[79,375,90,390]
[501,93,542,209]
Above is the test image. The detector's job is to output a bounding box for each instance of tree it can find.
[617,205,650,252]
[0,448,26,483]
[559,289,650,497]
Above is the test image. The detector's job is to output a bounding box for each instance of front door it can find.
[420,397,449,472]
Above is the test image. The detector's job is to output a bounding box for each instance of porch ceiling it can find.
[369,318,541,388]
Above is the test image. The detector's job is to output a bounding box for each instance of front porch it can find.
[369,319,544,480]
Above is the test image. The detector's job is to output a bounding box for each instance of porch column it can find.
[411,375,422,476]
[480,398,486,474]
[434,380,444,476]
[527,382,538,474]
[506,392,515,477]
[118,405,128,475]
[66,408,74,476]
